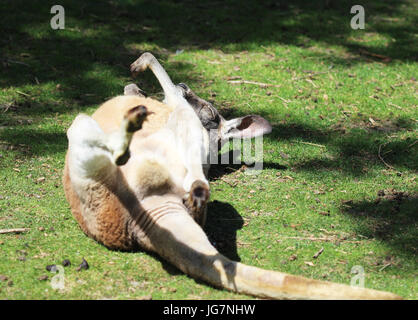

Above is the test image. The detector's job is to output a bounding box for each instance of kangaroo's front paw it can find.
[125,105,152,133]
[184,180,210,227]
[111,105,152,166]
[124,83,146,97]
[190,180,210,209]
[115,148,131,166]
[130,52,155,77]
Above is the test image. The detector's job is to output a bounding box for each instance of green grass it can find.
[0,0,417,299]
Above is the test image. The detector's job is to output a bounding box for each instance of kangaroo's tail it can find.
[143,206,402,300]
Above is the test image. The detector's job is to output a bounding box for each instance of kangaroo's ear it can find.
[221,115,272,139]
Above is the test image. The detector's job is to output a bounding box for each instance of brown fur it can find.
[63,157,134,250]
[63,156,91,239]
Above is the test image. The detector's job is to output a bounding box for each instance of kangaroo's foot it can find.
[130,52,155,76]
[130,52,182,105]
[184,180,210,227]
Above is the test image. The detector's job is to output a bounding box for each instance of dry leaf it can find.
[319,211,330,216]
[280,152,290,159]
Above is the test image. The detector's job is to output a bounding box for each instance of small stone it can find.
[76,258,89,271]
[62,259,71,267]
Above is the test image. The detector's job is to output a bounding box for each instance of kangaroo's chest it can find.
[92,96,173,136]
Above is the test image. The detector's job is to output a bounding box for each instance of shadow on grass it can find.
[0,128,67,157]
[340,190,418,255]
[208,149,287,181]
[205,200,244,262]
[265,119,417,174]
[204,118,416,179]
[1,0,416,90]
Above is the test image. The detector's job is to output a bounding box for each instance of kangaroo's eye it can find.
[177,83,190,96]
[200,107,220,130]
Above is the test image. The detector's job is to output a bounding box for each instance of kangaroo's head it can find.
[176,83,272,145]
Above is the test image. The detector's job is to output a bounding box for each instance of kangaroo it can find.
[63,52,401,299]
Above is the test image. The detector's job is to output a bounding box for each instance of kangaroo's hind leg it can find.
[130,52,187,108]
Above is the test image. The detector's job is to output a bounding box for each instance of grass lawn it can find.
[0,0,416,299]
